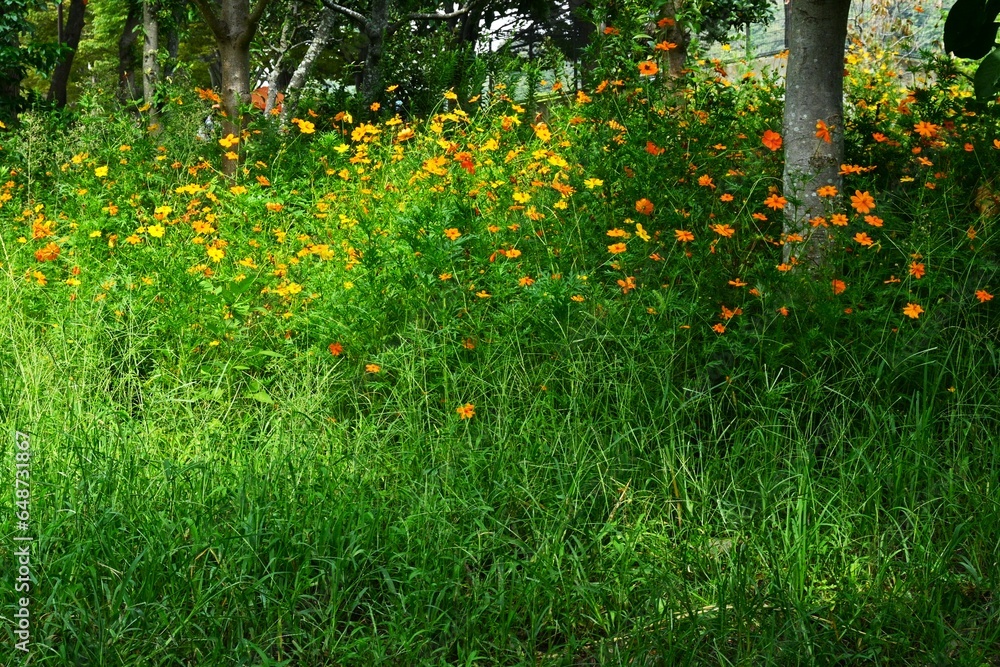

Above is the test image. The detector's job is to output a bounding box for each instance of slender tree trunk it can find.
[193,0,274,176]
[47,0,87,106]
[163,2,184,78]
[659,0,689,79]
[265,3,298,115]
[782,0,851,267]
[360,0,389,111]
[280,9,336,124]
[219,37,252,175]
[143,0,162,132]
[118,0,143,104]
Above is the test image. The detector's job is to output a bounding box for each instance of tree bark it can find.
[143,0,162,131]
[192,0,277,176]
[47,0,87,107]
[118,0,143,104]
[218,37,252,173]
[265,2,299,115]
[659,0,689,80]
[782,0,851,267]
[360,0,389,111]
[279,9,336,124]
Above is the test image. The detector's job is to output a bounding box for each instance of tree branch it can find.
[191,0,223,38]
[407,5,470,21]
[318,0,370,31]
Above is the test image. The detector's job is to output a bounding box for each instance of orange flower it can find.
[815,120,832,143]
[975,289,994,302]
[712,323,726,334]
[444,228,461,240]
[831,213,848,226]
[365,363,381,373]
[645,141,665,156]
[608,242,628,254]
[763,194,787,210]
[903,303,924,319]
[654,41,678,51]
[710,224,734,238]
[777,306,789,316]
[775,263,792,272]
[674,229,694,242]
[909,261,925,279]
[638,61,659,76]
[728,278,747,287]
[913,121,939,138]
[850,190,875,214]
[329,342,343,356]
[698,174,715,188]
[832,279,846,295]
[864,215,883,227]
[455,403,476,419]
[762,129,782,151]
[635,198,654,215]
[720,193,734,202]
[817,185,838,197]
[853,232,874,246]
[34,242,60,262]
[968,226,977,240]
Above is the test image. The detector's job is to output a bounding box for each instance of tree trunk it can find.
[265,3,298,115]
[782,0,851,267]
[280,9,336,124]
[143,0,162,132]
[193,0,275,176]
[219,37,252,175]
[659,0,689,80]
[47,0,87,107]
[163,3,185,78]
[118,0,143,105]
[360,0,389,111]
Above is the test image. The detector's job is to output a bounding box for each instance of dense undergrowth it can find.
[1,20,999,666]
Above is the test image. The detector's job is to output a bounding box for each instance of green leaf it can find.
[945,0,1000,59]
[974,48,1000,101]
[247,391,274,404]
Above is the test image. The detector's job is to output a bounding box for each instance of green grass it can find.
[3,272,998,664]
[3,18,1000,662]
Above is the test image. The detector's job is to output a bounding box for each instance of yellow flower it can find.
[229,185,248,195]
[455,403,475,419]
[219,133,239,149]
[207,246,225,262]
[94,166,108,178]
[147,224,165,238]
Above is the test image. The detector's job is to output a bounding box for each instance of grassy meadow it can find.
[2,28,1000,666]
